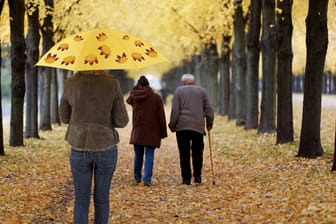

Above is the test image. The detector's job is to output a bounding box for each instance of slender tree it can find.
[228,64,236,120]
[39,0,54,130]
[25,2,40,138]
[332,120,336,171]
[298,0,329,158]
[0,0,5,155]
[276,0,294,143]
[51,68,60,125]
[232,0,247,126]
[8,0,26,147]
[245,0,261,130]
[218,35,231,116]
[0,42,3,155]
[201,39,219,110]
[259,0,276,133]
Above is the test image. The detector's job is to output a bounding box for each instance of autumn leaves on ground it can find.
[1,96,336,223]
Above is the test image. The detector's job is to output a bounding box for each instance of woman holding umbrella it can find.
[37,28,168,223]
[60,70,129,224]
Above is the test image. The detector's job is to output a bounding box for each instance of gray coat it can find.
[60,71,129,151]
[168,84,214,135]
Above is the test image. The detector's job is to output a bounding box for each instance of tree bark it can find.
[332,120,336,171]
[0,42,3,155]
[25,3,40,138]
[276,0,294,143]
[298,0,329,158]
[228,64,236,120]
[193,54,202,86]
[205,40,219,112]
[8,0,26,147]
[39,0,54,130]
[111,69,133,94]
[51,68,60,125]
[245,0,261,130]
[218,35,231,116]
[259,0,276,133]
[199,41,219,111]
[232,0,247,126]
[0,0,5,155]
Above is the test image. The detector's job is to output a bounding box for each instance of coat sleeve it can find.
[168,90,180,132]
[111,82,129,128]
[157,95,167,138]
[203,89,214,128]
[59,83,71,124]
[126,90,134,106]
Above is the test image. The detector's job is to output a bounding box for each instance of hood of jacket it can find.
[127,86,153,104]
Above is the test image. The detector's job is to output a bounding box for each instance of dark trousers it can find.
[176,130,204,181]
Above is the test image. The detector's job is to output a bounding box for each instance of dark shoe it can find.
[194,177,202,184]
[182,179,191,185]
[144,181,151,186]
[134,180,141,184]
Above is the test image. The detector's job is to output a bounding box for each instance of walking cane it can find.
[208,130,216,185]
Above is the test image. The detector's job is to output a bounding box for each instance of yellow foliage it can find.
[1,1,336,73]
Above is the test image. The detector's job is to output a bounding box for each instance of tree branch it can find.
[170,7,201,37]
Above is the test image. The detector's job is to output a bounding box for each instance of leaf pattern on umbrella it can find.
[36,28,168,71]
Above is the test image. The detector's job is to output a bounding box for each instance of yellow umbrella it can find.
[36,28,169,71]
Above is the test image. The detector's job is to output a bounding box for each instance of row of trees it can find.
[0,0,332,159]
[162,0,329,158]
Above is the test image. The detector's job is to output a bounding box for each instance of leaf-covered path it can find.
[1,99,336,223]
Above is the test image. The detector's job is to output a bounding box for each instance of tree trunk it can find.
[205,40,219,111]
[25,3,40,138]
[245,0,261,130]
[218,35,231,116]
[228,64,236,120]
[276,0,294,143]
[332,120,336,171]
[0,42,4,155]
[57,69,65,101]
[298,0,328,158]
[111,69,133,94]
[186,57,195,75]
[232,0,247,126]
[51,68,60,125]
[0,0,5,155]
[327,71,332,94]
[39,0,54,130]
[8,0,26,147]
[199,42,219,111]
[259,0,276,133]
[39,68,52,130]
[193,54,202,86]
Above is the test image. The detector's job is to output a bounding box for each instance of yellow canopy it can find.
[36,28,169,71]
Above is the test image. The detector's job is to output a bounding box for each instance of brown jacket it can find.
[60,71,129,151]
[127,86,167,148]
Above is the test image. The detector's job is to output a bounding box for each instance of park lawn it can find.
[0,99,336,223]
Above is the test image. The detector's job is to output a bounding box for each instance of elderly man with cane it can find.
[169,74,214,185]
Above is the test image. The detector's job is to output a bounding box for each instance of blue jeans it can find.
[133,145,155,182]
[70,146,118,224]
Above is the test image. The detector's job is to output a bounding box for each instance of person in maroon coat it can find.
[127,76,167,186]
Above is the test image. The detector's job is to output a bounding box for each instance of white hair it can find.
[181,74,195,81]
